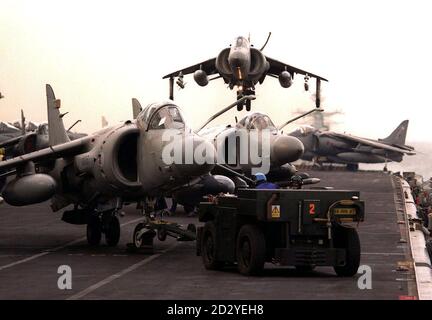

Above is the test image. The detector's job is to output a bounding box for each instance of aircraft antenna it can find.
[196,95,256,133]
[277,108,323,131]
[67,120,82,132]
[260,32,272,51]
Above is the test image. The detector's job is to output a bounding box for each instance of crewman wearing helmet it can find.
[254,172,278,190]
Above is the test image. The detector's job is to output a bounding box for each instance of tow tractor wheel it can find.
[105,215,120,247]
[133,223,146,249]
[333,225,361,277]
[295,265,316,273]
[236,224,266,276]
[187,223,197,234]
[201,221,223,270]
[87,215,102,246]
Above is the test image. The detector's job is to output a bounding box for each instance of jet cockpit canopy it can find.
[290,125,317,137]
[37,123,48,135]
[137,102,185,131]
[236,112,277,132]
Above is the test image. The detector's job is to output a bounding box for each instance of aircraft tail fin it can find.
[101,116,108,128]
[380,120,409,146]
[132,98,142,119]
[46,84,70,146]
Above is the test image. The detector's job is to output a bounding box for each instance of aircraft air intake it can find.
[14,133,38,156]
[215,48,232,77]
[249,48,268,81]
[73,124,140,192]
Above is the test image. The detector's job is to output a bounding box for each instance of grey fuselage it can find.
[1,122,86,157]
[215,36,268,92]
[290,127,403,164]
[5,102,214,212]
[200,112,304,177]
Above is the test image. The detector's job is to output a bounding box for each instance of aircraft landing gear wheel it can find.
[201,221,223,270]
[157,228,167,241]
[245,99,251,112]
[105,215,120,247]
[187,223,196,234]
[236,103,243,111]
[236,224,266,276]
[133,223,146,249]
[346,163,359,171]
[333,225,361,277]
[87,215,102,246]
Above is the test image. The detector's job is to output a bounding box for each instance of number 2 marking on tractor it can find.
[309,203,315,215]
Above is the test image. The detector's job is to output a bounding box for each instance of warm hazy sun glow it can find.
[1,0,432,142]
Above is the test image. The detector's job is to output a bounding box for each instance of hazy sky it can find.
[1,0,431,142]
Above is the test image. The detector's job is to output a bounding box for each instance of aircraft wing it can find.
[162,57,217,79]
[328,132,416,155]
[0,135,25,149]
[265,56,328,81]
[0,122,21,134]
[0,136,91,174]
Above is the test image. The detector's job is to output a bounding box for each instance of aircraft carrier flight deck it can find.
[0,171,418,300]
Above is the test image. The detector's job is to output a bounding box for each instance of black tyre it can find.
[184,205,195,214]
[157,228,167,241]
[245,100,251,112]
[236,103,243,111]
[133,223,146,249]
[187,223,197,234]
[87,215,102,246]
[236,224,266,276]
[295,265,316,273]
[346,163,359,171]
[201,221,223,270]
[333,225,361,277]
[105,216,120,247]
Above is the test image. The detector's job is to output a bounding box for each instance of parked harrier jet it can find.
[0,84,217,247]
[197,98,323,183]
[0,122,21,142]
[0,110,27,144]
[163,33,327,111]
[200,112,304,177]
[289,120,415,171]
[172,103,320,212]
[0,108,86,158]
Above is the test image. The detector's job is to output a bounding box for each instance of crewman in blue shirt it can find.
[254,173,278,189]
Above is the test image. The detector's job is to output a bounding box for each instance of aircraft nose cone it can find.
[228,50,249,69]
[229,55,243,68]
[175,135,215,176]
[271,135,304,165]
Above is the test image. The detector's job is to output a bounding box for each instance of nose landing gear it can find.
[236,89,254,111]
[86,210,121,247]
[129,210,197,252]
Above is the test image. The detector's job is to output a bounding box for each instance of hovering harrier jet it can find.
[163,33,327,111]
